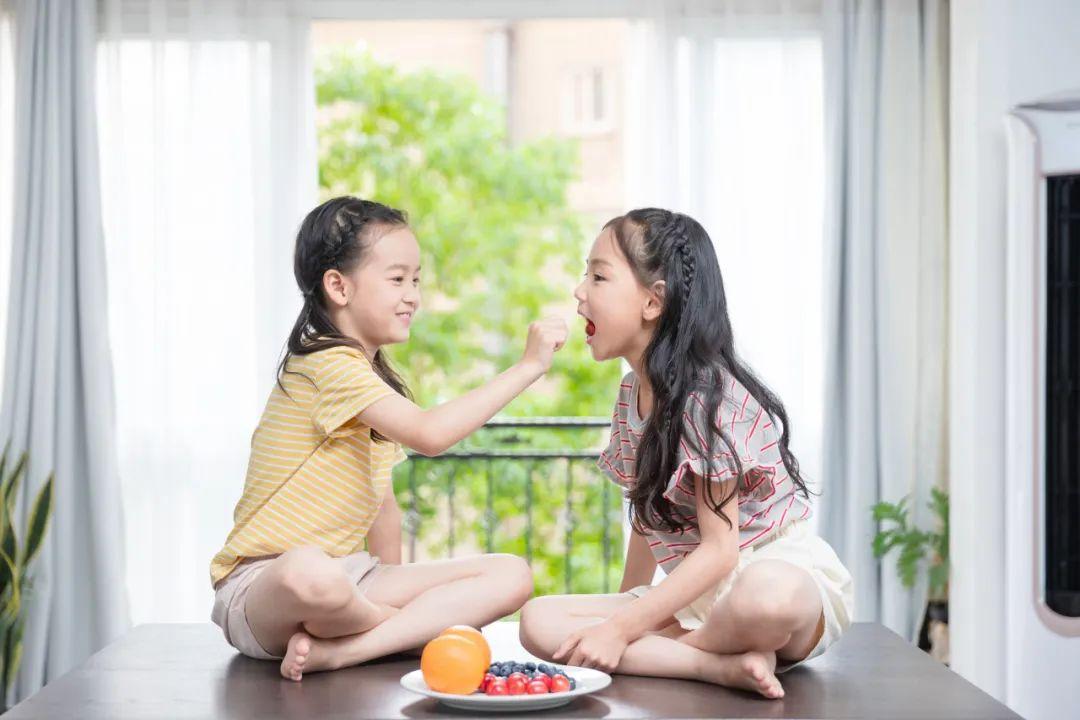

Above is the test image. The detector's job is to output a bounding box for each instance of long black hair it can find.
[605,208,811,534]
[278,196,413,441]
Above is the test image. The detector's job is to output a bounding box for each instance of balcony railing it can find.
[396,417,625,596]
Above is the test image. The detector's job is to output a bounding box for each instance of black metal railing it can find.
[396,417,625,595]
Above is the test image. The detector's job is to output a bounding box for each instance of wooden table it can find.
[4,622,1019,719]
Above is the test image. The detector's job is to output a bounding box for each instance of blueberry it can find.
[569,678,577,690]
[524,662,536,672]
[538,663,551,675]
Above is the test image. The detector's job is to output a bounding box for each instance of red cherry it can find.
[508,672,528,683]
[481,672,497,690]
[537,673,552,689]
[551,674,571,693]
[507,676,527,695]
[486,679,509,696]
[527,679,549,694]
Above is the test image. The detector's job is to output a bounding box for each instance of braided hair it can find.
[278,196,413,441]
[603,208,810,534]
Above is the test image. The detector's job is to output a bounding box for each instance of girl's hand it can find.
[552,620,629,672]
[521,317,568,374]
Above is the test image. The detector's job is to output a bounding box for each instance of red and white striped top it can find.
[597,371,812,574]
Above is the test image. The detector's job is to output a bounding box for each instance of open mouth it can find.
[585,320,596,337]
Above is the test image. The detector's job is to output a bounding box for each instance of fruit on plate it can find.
[420,632,489,695]
[480,658,578,695]
[438,625,492,669]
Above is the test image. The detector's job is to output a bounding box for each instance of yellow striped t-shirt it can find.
[210,345,406,587]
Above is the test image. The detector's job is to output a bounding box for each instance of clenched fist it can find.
[520,318,568,374]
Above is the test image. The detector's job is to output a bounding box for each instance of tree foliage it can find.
[317,50,625,596]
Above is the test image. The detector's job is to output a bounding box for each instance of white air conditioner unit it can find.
[1004,91,1080,720]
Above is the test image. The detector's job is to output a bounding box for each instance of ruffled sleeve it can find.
[596,374,635,488]
[661,386,779,509]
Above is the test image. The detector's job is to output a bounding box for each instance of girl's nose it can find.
[573,280,586,301]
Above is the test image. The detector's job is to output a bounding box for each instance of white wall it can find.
[949,0,1080,713]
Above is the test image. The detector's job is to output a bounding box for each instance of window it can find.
[562,66,612,135]
[95,2,828,620]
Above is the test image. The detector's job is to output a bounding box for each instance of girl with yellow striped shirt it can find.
[210,196,567,680]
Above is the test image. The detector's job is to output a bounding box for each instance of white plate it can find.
[400,667,612,712]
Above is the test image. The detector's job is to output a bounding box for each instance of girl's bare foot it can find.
[280,631,346,681]
[699,650,784,699]
[280,632,312,681]
[283,608,402,681]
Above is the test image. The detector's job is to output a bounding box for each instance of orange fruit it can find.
[421,633,488,695]
[438,625,491,669]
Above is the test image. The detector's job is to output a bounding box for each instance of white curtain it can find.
[96,0,317,624]
[819,0,949,638]
[0,0,12,385]
[2,0,130,703]
[625,0,827,524]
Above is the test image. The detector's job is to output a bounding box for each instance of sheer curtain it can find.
[96,0,317,624]
[0,0,12,386]
[626,0,826,519]
[819,0,949,638]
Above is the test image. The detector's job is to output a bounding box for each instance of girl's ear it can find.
[642,280,666,322]
[322,268,350,307]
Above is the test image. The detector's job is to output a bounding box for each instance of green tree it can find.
[316,50,625,596]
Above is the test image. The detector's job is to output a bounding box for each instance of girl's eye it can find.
[583,271,604,281]
[391,276,404,284]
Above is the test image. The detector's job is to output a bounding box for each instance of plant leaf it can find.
[928,563,948,598]
[872,497,911,528]
[929,486,948,519]
[3,618,23,695]
[872,530,903,559]
[871,501,896,523]
[0,440,9,491]
[872,532,888,558]
[0,548,19,620]
[21,475,53,570]
[0,588,15,627]
[2,452,26,515]
[897,539,925,589]
[0,489,16,591]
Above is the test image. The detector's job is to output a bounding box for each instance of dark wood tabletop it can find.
[3,621,1019,719]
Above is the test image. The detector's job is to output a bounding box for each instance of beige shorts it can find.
[628,520,854,672]
[211,550,382,660]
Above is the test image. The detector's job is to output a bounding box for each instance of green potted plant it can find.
[871,486,949,664]
[0,442,55,711]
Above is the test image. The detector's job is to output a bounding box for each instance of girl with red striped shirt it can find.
[519,208,853,699]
